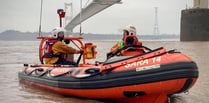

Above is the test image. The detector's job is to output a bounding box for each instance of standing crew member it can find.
[43,27,81,65]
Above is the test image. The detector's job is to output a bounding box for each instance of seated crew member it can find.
[110,25,140,52]
[43,27,81,65]
[107,25,145,58]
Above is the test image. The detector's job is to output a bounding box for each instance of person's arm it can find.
[52,41,80,55]
[110,41,121,52]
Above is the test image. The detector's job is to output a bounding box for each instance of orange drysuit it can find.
[110,40,122,52]
[44,41,79,64]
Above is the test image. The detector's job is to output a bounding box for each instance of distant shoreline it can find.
[0,30,179,41]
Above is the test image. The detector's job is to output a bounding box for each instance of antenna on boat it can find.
[79,0,83,36]
[38,0,43,37]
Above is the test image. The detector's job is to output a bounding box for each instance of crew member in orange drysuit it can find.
[43,27,81,65]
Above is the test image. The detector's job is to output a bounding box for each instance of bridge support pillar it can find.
[180,9,209,41]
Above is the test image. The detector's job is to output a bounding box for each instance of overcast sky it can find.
[0,0,194,35]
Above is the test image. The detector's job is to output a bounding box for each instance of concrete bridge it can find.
[64,0,121,32]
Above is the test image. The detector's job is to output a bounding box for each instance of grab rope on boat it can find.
[23,64,101,78]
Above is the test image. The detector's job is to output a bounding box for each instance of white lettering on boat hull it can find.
[136,64,160,72]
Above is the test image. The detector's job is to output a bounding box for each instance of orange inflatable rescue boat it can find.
[18,36,198,103]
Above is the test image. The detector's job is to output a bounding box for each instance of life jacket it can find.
[122,35,142,46]
[107,36,145,58]
[43,39,59,58]
[120,35,144,56]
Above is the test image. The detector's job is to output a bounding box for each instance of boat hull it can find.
[19,61,198,102]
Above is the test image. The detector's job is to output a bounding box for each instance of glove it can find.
[80,50,84,54]
[64,40,70,44]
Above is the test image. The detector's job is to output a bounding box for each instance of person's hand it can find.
[64,40,70,44]
[80,50,84,54]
